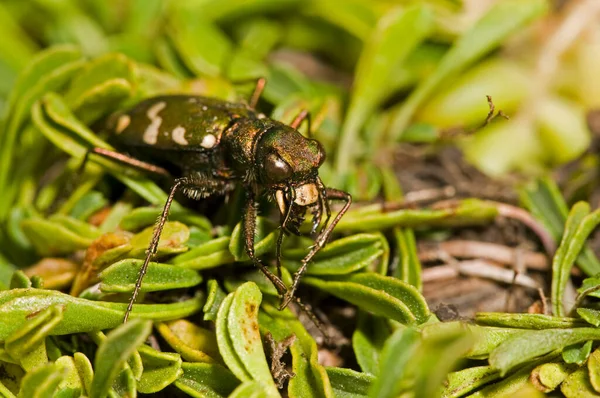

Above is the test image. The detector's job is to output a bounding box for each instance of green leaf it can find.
[224,266,292,297]
[336,199,498,232]
[387,0,548,139]
[168,12,232,77]
[335,4,433,174]
[171,237,233,270]
[32,93,175,207]
[119,206,211,232]
[412,328,473,398]
[283,233,385,275]
[561,367,598,397]
[68,191,108,221]
[303,272,430,325]
[475,313,587,329]
[229,218,277,262]
[0,288,204,340]
[10,271,31,289]
[226,283,278,393]
[326,367,374,398]
[73,353,94,396]
[368,328,420,398]
[229,381,273,398]
[136,344,182,393]
[89,318,152,398]
[20,217,94,256]
[5,305,62,362]
[0,45,83,208]
[99,259,202,293]
[203,279,227,321]
[442,366,499,398]
[490,328,600,376]
[156,319,221,363]
[391,228,422,289]
[174,362,239,397]
[422,321,520,360]
[552,203,600,315]
[48,214,101,240]
[352,313,390,375]
[55,356,83,398]
[521,178,600,276]
[577,308,600,327]
[17,362,65,398]
[530,361,575,394]
[562,340,593,365]
[128,221,190,257]
[588,349,600,393]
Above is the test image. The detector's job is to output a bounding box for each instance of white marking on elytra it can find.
[143,101,167,145]
[115,115,130,134]
[201,134,217,149]
[258,113,266,119]
[202,106,208,111]
[172,125,189,145]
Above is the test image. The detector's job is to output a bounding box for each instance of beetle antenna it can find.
[249,77,266,109]
[290,109,312,138]
[123,178,186,323]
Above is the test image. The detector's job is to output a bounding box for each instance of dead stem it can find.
[419,240,549,270]
[266,332,296,389]
[422,259,539,289]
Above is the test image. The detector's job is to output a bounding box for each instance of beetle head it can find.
[254,123,327,235]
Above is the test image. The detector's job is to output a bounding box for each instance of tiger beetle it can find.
[93,79,352,322]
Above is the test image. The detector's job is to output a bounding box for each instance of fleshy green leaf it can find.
[89,319,152,398]
[174,362,239,397]
[302,272,430,325]
[17,362,65,398]
[136,344,182,394]
[99,259,202,293]
[0,288,204,340]
[490,328,600,376]
[283,233,385,275]
[368,328,420,398]
[326,367,374,398]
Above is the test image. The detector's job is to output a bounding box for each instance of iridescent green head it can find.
[254,121,326,232]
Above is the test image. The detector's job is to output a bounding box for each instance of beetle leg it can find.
[90,147,171,177]
[276,187,294,279]
[124,177,188,322]
[316,177,332,236]
[249,77,267,109]
[243,189,288,295]
[289,109,312,138]
[280,188,352,310]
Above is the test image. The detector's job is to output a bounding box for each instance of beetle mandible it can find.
[94,79,352,322]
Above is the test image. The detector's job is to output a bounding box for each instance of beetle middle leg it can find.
[123,173,229,322]
[243,189,288,295]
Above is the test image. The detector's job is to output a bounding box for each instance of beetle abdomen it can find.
[108,95,254,152]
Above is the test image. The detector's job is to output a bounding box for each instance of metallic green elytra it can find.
[98,80,352,322]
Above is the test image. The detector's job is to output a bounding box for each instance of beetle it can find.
[92,79,352,322]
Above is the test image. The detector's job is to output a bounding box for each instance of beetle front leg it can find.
[280,187,352,310]
[243,189,289,295]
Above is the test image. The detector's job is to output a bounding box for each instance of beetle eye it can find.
[265,153,292,182]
